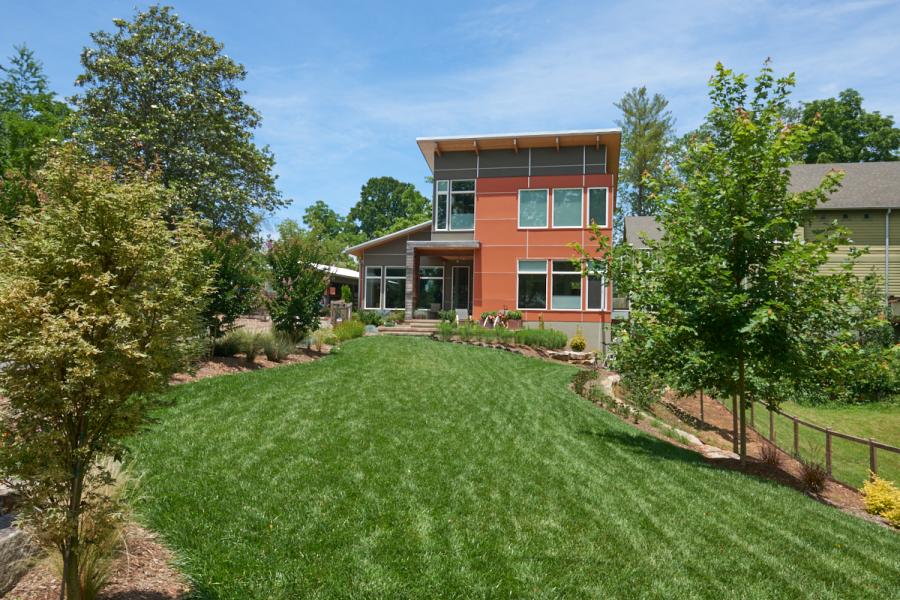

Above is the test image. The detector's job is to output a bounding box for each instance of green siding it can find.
[803,209,898,298]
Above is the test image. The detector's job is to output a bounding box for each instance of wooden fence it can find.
[702,394,900,488]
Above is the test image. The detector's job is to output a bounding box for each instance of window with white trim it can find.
[417,266,444,309]
[517,260,547,309]
[434,180,449,230]
[552,188,582,228]
[586,272,605,311]
[364,266,382,309]
[384,267,406,309]
[551,260,581,310]
[449,180,475,230]
[519,189,548,228]
[588,188,609,227]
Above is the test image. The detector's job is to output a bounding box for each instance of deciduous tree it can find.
[348,176,430,238]
[801,88,900,163]
[0,145,210,600]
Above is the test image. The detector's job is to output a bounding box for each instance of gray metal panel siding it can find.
[478,149,529,178]
[530,146,594,176]
[435,151,477,180]
[431,231,476,241]
[585,145,607,174]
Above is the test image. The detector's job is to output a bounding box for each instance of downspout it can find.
[887,208,892,308]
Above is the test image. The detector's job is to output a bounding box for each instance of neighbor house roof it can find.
[789,162,900,210]
[624,216,664,249]
[345,221,432,255]
[312,263,358,280]
[416,128,622,173]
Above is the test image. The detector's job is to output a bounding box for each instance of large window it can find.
[417,266,444,309]
[449,180,475,230]
[384,267,406,309]
[551,260,581,310]
[588,188,609,227]
[364,266,382,309]
[435,180,449,230]
[586,273,605,310]
[552,188,583,228]
[519,189,548,228]
[434,180,475,231]
[517,260,547,309]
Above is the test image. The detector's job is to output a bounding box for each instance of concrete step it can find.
[378,329,434,336]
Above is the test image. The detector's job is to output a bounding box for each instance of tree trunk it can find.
[731,394,739,454]
[738,351,748,464]
[62,415,88,600]
[63,543,82,600]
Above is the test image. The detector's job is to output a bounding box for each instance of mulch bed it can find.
[170,348,327,385]
[5,524,189,600]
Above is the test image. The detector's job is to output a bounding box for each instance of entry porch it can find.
[404,241,479,320]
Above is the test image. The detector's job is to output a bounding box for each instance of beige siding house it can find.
[622,162,900,313]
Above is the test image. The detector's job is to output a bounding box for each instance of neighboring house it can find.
[347,129,621,350]
[621,162,900,311]
[313,263,359,307]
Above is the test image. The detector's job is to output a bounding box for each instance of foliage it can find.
[437,321,455,341]
[333,319,365,342]
[438,309,457,323]
[357,310,385,327]
[73,5,284,236]
[799,456,828,493]
[212,331,243,357]
[0,145,210,600]
[572,369,598,397]
[266,221,329,341]
[495,327,515,345]
[514,328,567,350]
[311,328,331,352]
[759,442,782,468]
[861,475,900,527]
[800,89,900,163]
[340,284,353,304]
[387,310,405,325]
[505,310,523,321]
[0,45,71,221]
[348,176,430,238]
[457,322,476,342]
[570,328,587,352]
[129,336,900,598]
[614,86,676,225]
[201,232,264,337]
[577,61,889,462]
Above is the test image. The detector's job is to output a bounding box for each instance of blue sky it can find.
[3,0,900,233]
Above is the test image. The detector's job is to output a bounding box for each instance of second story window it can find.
[519,189,548,228]
[434,180,475,231]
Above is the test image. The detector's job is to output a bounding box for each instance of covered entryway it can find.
[405,240,479,320]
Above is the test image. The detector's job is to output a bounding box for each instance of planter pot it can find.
[506,319,522,330]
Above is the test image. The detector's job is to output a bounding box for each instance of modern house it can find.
[347,129,620,350]
[622,161,900,311]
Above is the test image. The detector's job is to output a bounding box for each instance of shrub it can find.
[239,331,262,362]
[262,332,295,361]
[438,309,457,323]
[389,310,405,324]
[861,475,900,527]
[311,328,330,352]
[334,319,366,342]
[458,322,476,342]
[759,442,781,467]
[505,310,523,320]
[474,325,496,343]
[495,327,515,345]
[572,369,598,397]
[266,226,329,341]
[212,332,243,357]
[515,328,567,350]
[798,457,828,493]
[340,284,353,304]
[357,310,384,327]
[570,328,587,352]
[438,321,455,341]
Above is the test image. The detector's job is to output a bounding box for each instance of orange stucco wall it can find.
[473,173,614,324]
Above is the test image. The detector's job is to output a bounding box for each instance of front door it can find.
[452,266,470,311]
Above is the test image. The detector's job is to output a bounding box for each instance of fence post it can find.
[792,417,799,457]
[825,428,832,475]
[750,400,755,428]
[869,439,877,477]
[768,406,775,443]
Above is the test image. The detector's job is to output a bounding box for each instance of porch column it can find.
[405,243,415,320]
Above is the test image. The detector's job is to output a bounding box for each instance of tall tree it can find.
[303,199,348,239]
[348,176,430,238]
[0,145,210,600]
[801,89,900,163]
[579,62,883,463]
[614,87,675,220]
[0,45,71,220]
[73,5,286,235]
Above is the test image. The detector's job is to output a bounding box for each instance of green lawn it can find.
[759,400,900,488]
[128,337,900,599]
